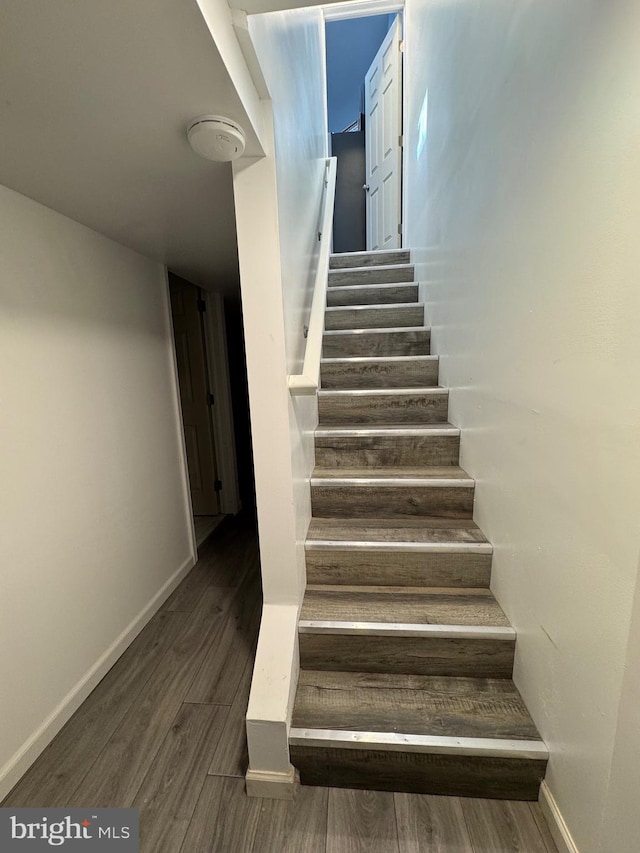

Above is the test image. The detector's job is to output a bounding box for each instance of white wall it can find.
[404,2,640,851]
[239,3,328,607]
[233,7,328,793]
[250,0,328,602]
[0,185,195,799]
[250,6,328,376]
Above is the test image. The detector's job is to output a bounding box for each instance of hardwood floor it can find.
[193,514,225,548]
[2,514,556,851]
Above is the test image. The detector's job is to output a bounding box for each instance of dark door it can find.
[169,276,220,516]
[331,130,366,253]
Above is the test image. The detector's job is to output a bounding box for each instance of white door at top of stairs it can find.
[364,14,402,252]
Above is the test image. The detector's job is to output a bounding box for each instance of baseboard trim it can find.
[539,781,580,853]
[245,766,300,800]
[0,550,196,802]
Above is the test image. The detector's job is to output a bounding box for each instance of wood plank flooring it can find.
[193,514,225,548]
[2,514,556,852]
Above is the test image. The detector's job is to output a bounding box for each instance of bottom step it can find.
[290,671,547,800]
[289,744,546,800]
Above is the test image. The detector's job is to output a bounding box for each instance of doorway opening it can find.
[325,6,404,253]
[168,273,241,550]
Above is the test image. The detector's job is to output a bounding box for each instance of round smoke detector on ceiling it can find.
[187,115,246,162]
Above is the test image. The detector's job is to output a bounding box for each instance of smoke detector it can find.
[187,115,246,162]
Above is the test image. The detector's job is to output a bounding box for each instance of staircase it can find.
[289,249,548,800]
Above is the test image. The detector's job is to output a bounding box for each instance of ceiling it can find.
[0,0,263,293]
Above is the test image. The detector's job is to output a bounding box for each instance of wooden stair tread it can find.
[314,427,459,467]
[326,283,416,292]
[323,325,427,335]
[315,421,460,438]
[311,465,471,480]
[320,355,440,367]
[325,301,422,311]
[329,250,410,269]
[300,586,510,627]
[318,391,447,426]
[321,354,437,361]
[324,304,424,331]
[306,517,490,545]
[328,262,413,271]
[292,671,543,743]
[322,328,431,358]
[315,423,457,433]
[320,361,440,391]
[328,277,416,289]
[326,283,418,305]
[328,263,414,280]
[318,386,444,392]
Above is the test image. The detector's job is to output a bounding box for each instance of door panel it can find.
[169,277,219,516]
[365,16,403,251]
[370,184,380,251]
[383,171,395,246]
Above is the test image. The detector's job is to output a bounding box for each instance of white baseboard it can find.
[0,551,196,802]
[539,781,580,853]
[245,766,300,800]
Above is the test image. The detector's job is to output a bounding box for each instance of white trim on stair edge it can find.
[314,426,459,437]
[317,387,446,396]
[305,540,493,553]
[325,302,424,312]
[327,282,418,293]
[289,728,548,760]
[330,250,411,260]
[311,476,474,488]
[321,354,437,363]
[322,325,428,336]
[298,621,515,640]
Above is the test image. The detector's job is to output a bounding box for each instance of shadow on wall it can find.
[224,296,256,512]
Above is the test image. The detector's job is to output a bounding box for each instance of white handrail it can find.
[288,156,337,396]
